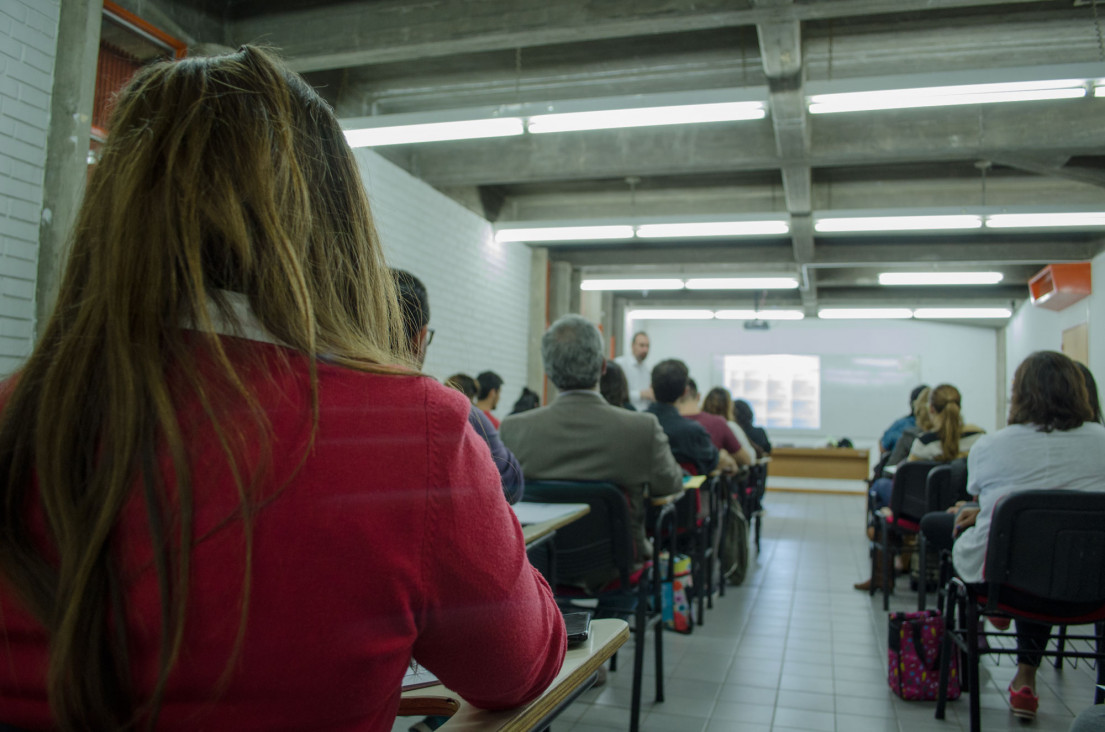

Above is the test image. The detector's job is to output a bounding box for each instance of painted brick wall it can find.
[0,0,59,376]
[354,149,533,421]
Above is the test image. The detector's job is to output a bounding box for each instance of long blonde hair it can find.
[928,384,964,462]
[0,47,407,729]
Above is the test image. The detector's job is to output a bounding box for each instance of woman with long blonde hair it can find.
[0,47,564,730]
[908,384,985,462]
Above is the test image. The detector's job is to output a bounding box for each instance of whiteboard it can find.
[715,353,922,442]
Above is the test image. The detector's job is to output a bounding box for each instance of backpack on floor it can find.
[888,609,960,701]
[720,496,749,586]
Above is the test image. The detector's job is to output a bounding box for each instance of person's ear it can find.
[601,361,608,375]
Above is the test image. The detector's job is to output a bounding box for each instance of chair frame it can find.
[935,490,1105,732]
[871,460,939,610]
[521,480,676,732]
[916,459,968,611]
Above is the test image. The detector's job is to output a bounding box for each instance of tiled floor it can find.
[395,491,1102,732]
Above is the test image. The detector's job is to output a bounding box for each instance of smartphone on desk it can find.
[563,611,591,647]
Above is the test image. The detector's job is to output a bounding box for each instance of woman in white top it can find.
[948,352,1105,719]
[907,383,986,462]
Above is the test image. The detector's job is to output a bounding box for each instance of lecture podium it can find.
[768,447,870,480]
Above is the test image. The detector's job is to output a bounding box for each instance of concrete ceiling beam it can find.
[989,154,1105,189]
[235,0,1048,73]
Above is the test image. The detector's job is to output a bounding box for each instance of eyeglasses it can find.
[424,328,435,347]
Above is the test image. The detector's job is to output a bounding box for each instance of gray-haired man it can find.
[500,315,683,588]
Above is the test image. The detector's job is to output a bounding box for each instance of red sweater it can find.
[0,337,565,730]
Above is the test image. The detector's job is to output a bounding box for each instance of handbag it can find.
[887,609,960,701]
[659,552,694,634]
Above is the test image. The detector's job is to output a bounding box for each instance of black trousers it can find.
[920,510,1052,667]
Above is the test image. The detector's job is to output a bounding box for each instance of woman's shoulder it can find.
[315,362,472,425]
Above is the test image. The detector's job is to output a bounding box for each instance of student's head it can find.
[1008,351,1094,432]
[909,384,929,410]
[445,373,478,402]
[702,387,734,421]
[599,359,630,407]
[928,384,964,461]
[677,377,699,405]
[392,269,432,367]
[0,47,407,729]
[651,359,689,404]
[912,386,935,432]
[476,370,504,407]
[542,315,605,391]
[511,387,541,414]
[631,331,650,363]
[733,399,755,429]
[1076,362,1103,424]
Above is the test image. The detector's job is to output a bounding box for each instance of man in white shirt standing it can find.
[615,331,654,410]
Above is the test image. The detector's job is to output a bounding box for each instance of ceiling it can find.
[161,0,1105,324]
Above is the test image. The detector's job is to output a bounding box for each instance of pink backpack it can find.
[888,610,960,701]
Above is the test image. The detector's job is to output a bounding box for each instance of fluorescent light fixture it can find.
[1096,84,1105,98]
[344,118,523,147]
[815,215,983,232]
[879,272,1004,286]
[494,226,635,243]
[913,308,1012,319]
[636,221,789,238]
[818,308,914,319]
[527,102,766,134]
[985,212,1105,228]
[580,279,684,291]
[685,277,799,290]
[809,79,1088,114]
[626,309,715,320]
[715,309,805,320]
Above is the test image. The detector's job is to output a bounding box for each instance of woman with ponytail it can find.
[908,383,986,462]
[0,47,564,731]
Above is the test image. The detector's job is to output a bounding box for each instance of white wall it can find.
[628,317,999,447]
[1005,249,1105,395]
[0,1,59,376]
[354,149,533,420]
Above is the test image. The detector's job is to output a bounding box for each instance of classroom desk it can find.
[768,446,870,480]
[512,502,590,546]
[399,618,630,732]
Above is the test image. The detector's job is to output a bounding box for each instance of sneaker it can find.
[1008,685,1039,720]
[987,616,1012,631]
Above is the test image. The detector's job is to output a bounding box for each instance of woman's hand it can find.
[952,506,980,537]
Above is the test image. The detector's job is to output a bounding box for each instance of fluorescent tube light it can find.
[984,212,1105,228]
[626,309,715,320]
[1096,84,1105,98]
[818,308,914,320]
[495,226,635,243]
[580,279,684,291]
[344,118,524,147]
[528,102,766,134]
[636,221,789,238]
[815,215,982,233]
[715,310,805,320]
[913,308,1012,319]
[809,79,1088,114]
[879,272,1004,286]
[685,277,799,290]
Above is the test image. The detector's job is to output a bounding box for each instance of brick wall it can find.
[354,149,533,421]
[0,0,59,376]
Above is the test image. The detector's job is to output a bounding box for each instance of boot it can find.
[854,548,888,591]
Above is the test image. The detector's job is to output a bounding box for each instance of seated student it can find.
[445,373,479,403]
[919,352,1105,720]
[500,315,683,587]
[702,386,758,460]
[879,384,929,453]
[509,386,541,415]
[647,360,724,475]
[0,48,565,730]
[734,399,772,457]
[599,359,635,410]
[678,379,750,468]
[395,272,524,504]
[906,383,985,462]
[476,371,504,428]
[867,386,934,510]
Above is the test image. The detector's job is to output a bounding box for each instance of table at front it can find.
[398,618,630,732]
[768,447,871,480]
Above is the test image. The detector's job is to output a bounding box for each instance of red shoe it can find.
[1008,685,1038,720]
[987,616,1012,631]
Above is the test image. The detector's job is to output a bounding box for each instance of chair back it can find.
[924,458,968,513]
[984,489,1105,604]
[522,481,634,590]
[890,460,939,522]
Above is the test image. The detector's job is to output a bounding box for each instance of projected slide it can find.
[724,354,821,429]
